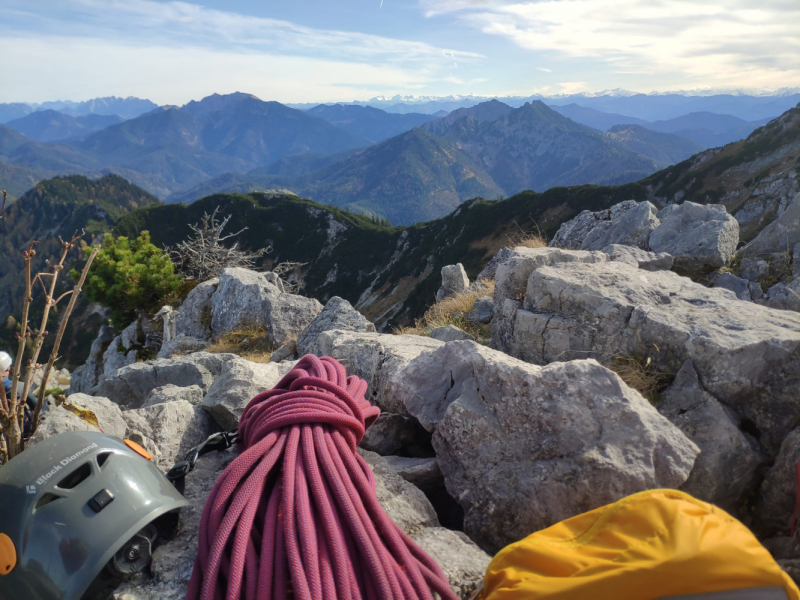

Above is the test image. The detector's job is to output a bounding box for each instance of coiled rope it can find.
[186,354,458,600]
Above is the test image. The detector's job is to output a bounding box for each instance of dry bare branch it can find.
[168,206,272,281]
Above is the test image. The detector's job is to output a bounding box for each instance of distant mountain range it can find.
[1,90,796,225]
[169,99,696,224]
[5,110,125,142]
[0,96,158,123]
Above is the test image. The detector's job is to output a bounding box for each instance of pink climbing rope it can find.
[186,354,458,600]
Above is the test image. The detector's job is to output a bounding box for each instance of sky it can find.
[1,0,798,105]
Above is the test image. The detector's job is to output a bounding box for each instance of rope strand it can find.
[186,354,457,600]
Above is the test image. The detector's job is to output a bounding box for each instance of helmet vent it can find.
[34,493,62,510]
[97,452,112,468]
[56,462,92,490]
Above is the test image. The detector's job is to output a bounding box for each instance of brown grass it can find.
[206,326,275,363]
[609,354,674,404]
[397,279,494,342]
[505,223,547,249]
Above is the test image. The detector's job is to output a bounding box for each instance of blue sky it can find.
[1,0,798,104]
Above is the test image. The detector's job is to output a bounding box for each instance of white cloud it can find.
[0,37,444,104]
[421,0,800,89]
[1,0,483,65]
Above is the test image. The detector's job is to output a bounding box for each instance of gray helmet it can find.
[0,431,189,600]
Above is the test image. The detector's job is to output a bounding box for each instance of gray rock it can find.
[430,325,474,342]
[65,393,128,439]
[269,339,297,363]
[264,271,285,292]
[649,201,739,271]
[601,244,674,271]
[740,257,770,281]
[491,247,608,355]
[96,352,234,409]
[175,278,218,340]
[659,361,767,512]
[384,456,443,490]
[142,384,204,408]
[120,320,142,351]
[420,341,697,553]
[740,193,800,257]
[409,527,489,600]
[436,263,470,302]
[309,330,443,413]
[202,358,297,430]
[754,428,800,536]
[475,247,513,282]
[713,272,752,301]
[550,200,659,251]
[156,335,209,359]
[750,281,765,301]
[515,260,800,455]
[122,400,220,470]
[100,335,137,385]
[360,412,431,456]
[69,323,115,394]
[466,296,494,324]
[762,279,800,312]
[295,296,375,355]
[28,405,100,445]
[211,268,322,346]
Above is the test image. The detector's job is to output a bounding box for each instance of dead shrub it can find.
[609,354,674,403]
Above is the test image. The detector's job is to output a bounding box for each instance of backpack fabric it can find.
[479,489,799,600]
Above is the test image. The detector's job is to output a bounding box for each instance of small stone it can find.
[466,296,494,324]
[430,325,474,342]
[436,264,470,301]
[713,272,752,301]
[269,339,297,363]
[740,257,770,281]
[296,296,375,355]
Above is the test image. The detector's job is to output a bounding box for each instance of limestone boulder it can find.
[295,296,375,355]
[475,247,513,282]
[309,330,443,413]
[740,193,800,257]
[649,201,739,271]
[418,342,697,553]
[28,405,100,445]
[740,258,770,281]
[436,263,470,302]
[512,260,800,455]
[142,384,204,408]
[491,247,608,355]
[95,352,236,409]
[66,393,128,439]
[122,400,220,470]
[549,200,659,251]
[601,244,674,271]
[659,361,767,512]
[202,358,297,430]
[175,278,217,340]
[211,267,322,346]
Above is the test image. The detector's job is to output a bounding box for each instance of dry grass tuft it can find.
[610,355,674,404]
[206,326,274,363]
[506,223,547,249]
[397,279,494,342]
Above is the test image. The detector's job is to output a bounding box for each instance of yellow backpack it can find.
[478,489,799,600]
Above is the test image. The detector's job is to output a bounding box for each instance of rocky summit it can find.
[24,185,800,596]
